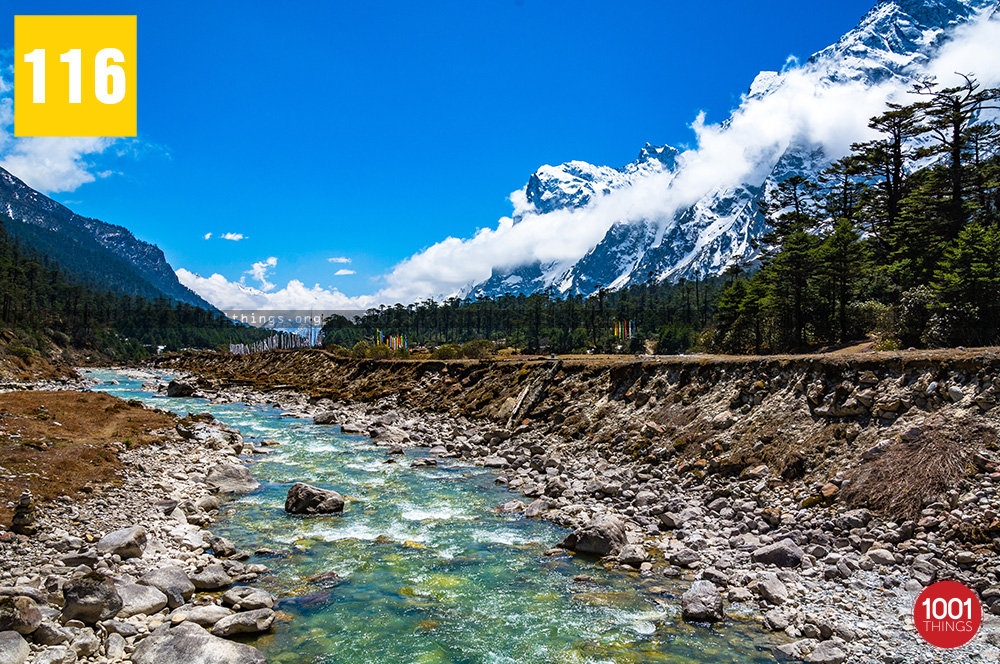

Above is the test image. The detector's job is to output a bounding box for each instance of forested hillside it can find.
[0,218,268,361]
[714,75,1000,352]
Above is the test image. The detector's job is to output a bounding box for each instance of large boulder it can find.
[166,380,196,398]
[61,573,122,625]
[34,645,77,664]
[172,604,233,628]
[190,564,233,591]
[681,580,724,622]
[284,482,345,514]
[116,583,169,618]
[139,566,195,609]
[210,608,275,637]
[130,622,266,664]
[0,631,30,664]
[97,525,147,560]
[751,538,805,568]
[205,464,260,494]
[222,586,274,611]
[558,516,627,557]
[312,411,338,425]
[0,596,42,634]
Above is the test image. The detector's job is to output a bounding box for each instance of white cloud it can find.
[203,232,212,240]
[334,269,356,276]
[328,256,352,263]
[176,267,376,311]
[247,256,278,291]
[373,11,1000,303]
[0,61,125,193]
[221,232,245,241]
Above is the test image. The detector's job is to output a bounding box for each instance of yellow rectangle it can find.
[15,15,137,137]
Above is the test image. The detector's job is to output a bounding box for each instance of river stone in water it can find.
[222,586,274,610]
[117,583,169,618]
[206,464,260,494]
[313,411,338,425]
[131,622,266,664]
[210,608,275,637]
[681,580,724,622]
[97,525,147,559]
[558,516,627,556]
[284,482,345,514]
[62,573,122,624]
[0,631,30,664]
[166,380,196,397]
[139,566,195,609]
[0,596,42,634]
[190,564,234,590]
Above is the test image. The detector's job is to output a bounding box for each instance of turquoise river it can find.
[86,369,780,664]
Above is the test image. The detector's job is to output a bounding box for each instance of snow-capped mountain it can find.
[0,166,216,310]
[468,0,997,299]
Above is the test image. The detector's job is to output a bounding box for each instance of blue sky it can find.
[2,0,879,305]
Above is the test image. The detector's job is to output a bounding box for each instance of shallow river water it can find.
[87,369,779,664]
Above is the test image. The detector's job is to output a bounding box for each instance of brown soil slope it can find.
[0,391,176,524]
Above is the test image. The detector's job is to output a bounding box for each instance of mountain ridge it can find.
[467,0,997,300]
[0,166,216,310]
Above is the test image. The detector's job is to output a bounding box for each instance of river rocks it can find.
[205,463,260,494]
[0,631,30,664]
[497,500,525,513]
[804,640,848,664]
[313,411,339,425]
[0,596,41,635]
[210,607,275,637]
[173,604,233,628]
[866,548,895,566]
[670,548,701,568]
[208,535,237,557]
[751,572,788,605]
[117,583,169,618]
[524,499,549,518]
[284,482,345,514]
[166,380,196,397]
[752,539,804,568]
[97,525,147,559]
[70,628,100,657]
[190,564,234,590]
[222,586,274,610]
[558,516,627,557]
[131,622,267,664]
[106,632,126,660]
[618,544,648,566]
[411,457,437,468]
[33,621,72,645]
[762,608,789,631]
[35,645,77,664]
[681,581,724,622]
[61,573,122,624]
[139,566,195,609]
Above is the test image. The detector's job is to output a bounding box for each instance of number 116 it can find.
[23,48,127,105]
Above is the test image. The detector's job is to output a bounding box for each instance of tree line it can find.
[0,218,269,360]
[326,74,999,357]
[713,74,1000,352]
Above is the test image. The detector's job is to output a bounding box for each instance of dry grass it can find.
[0,391,176,525]
[840,417,992,520]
